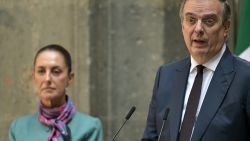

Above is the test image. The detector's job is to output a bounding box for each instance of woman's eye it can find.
[52,70,61,75]
[37,70,45,74]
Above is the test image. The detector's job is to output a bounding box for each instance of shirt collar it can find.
[190,43,226,73]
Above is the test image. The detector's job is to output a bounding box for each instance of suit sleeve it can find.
[141,66,162,141]
[246,85,250,127]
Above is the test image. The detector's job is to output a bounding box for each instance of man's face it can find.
[181,0,230,64]
[33,50,74,107]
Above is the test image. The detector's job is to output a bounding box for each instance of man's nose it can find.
[194,20,204,34]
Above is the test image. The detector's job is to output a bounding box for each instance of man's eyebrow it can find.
[185,12,195,17]
[185,12,218,18]
[202,14,217,18]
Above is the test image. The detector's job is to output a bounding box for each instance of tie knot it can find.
[196,65,204,74]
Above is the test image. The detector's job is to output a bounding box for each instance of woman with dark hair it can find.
[9,44,103,141]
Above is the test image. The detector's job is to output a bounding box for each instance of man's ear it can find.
[224,18,231,37]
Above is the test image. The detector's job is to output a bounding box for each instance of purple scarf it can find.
[38,96,76,141]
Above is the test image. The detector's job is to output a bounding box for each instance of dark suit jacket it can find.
[142,47,250,141]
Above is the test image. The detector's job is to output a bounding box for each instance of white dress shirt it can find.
[180,44,226,130]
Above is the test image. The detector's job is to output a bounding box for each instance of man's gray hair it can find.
[179,0,231,23]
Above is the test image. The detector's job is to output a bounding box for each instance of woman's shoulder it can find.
[9,112,41,138]
[69,112,104,140]
[70,112,102,128]
[73,112,101,123]
[10,113,38,126]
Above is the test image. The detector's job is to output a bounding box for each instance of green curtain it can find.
[235,0,250,57]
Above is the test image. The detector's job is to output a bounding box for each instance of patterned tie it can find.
[178,65,204,141]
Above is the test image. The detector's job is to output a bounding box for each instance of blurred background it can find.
[0,0,244,140]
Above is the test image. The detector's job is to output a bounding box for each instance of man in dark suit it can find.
[141,0,250,141]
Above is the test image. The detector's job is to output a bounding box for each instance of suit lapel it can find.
[191,48,236,141]
[169,58,190,141]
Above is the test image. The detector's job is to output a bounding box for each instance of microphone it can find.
[157,107,170,141]
[111,106,136,141]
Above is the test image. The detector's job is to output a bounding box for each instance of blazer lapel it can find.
[169,58,190,141]
[191,48,236,141]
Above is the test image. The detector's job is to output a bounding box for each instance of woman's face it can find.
[33,50,74,108]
